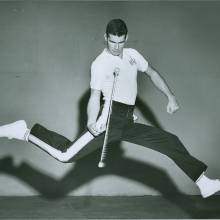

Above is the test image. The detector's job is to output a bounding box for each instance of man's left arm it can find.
[145,65,179,114]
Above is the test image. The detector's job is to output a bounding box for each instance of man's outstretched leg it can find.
[122,122,220,198]
[0,120,97,162]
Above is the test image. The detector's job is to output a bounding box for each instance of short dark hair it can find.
[106,19,128,37]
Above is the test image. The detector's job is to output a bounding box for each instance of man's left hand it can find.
[167,96,179,114]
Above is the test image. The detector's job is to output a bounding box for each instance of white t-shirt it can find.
[90,48,148,105]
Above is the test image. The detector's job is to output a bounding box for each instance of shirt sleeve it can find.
[90,61,103,91]
[132,49,149,72]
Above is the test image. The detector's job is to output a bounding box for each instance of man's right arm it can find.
[87,89,101,136]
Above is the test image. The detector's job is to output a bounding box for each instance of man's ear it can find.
[125,34,128,42]
[104,33,107,42]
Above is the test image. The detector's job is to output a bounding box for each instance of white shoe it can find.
[200,179,220,198]
[0,120,28,140]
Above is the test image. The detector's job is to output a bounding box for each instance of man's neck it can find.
[106,48,123,59]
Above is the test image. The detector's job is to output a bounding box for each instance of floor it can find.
[0,196,220,219]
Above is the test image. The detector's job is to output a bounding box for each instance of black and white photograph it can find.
[0,0,220,219]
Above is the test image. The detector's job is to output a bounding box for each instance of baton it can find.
[98,68,119,168]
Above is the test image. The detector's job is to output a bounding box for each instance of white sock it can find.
[196,172,220,198]
[196,172,210,188]
[24,129,30,141]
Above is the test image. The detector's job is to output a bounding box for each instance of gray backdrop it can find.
[0,1,219,196]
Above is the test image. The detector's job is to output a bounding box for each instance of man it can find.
[0,19,219,198]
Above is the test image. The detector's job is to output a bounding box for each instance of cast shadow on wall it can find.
[0,88,219,218]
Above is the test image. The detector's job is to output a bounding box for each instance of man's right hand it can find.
[87,123,102,136]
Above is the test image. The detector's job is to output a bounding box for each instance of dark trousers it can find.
[30,101,207,182]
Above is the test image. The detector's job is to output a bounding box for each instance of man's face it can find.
[106,34,127,56]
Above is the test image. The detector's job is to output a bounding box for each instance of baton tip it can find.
[98,161,105,168]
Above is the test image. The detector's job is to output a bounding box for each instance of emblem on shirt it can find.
[129,56,137,66]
